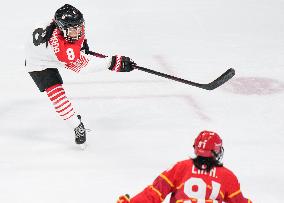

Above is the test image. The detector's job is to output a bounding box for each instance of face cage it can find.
[61,23,84,42]
[212,147,224,161]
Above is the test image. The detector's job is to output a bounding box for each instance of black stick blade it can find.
[202,68,235,90]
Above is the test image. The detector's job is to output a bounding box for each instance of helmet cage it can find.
[211,146,224,161]
[54,4,85,42]
[194,145,224,161]
[59,23,84,42]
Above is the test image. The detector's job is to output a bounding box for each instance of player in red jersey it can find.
[117,130,252,203]
[25,4,135,146]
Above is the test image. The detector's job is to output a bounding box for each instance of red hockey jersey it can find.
[25,22,111,73]
[130,159,252,203]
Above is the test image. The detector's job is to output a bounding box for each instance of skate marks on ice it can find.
[0,99,68,145]
[71,55,211,121]
[154,55,210,121]
[68,85,210,121]
[0,99,42,116]
[223,77,284,95]
[72,91,211,122]
[66,80,164,86]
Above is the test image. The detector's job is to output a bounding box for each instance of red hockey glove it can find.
[109,55,136,72]
[117,194,130,203]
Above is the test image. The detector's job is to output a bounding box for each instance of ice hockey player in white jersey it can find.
[25,4,135,146]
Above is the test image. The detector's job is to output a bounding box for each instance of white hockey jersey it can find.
[25,22,112,73]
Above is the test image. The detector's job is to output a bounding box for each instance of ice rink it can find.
[0,0,283,202]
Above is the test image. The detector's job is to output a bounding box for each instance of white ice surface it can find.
[0,0,284,202]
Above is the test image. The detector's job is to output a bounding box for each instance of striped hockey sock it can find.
[45,84,76,122]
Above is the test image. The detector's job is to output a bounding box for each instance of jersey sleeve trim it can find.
[228,189,241,198]
[149,185,164,202]
[219,190,225,199]
[176,183,184,189]
[159,174,175,188]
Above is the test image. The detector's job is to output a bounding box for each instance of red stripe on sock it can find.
[49,91,66,102]
[55,100,69,110]
[45,84,76,121]
[60,107,74,117]
[63,112,75,120]
[45,84,62,93]
[47,87,64,97]
[56,103,72,114]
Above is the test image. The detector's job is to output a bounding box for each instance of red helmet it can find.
[193,130,223,159]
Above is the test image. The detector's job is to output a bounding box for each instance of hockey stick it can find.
[87,49,235,90]
[133,65,235,90]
